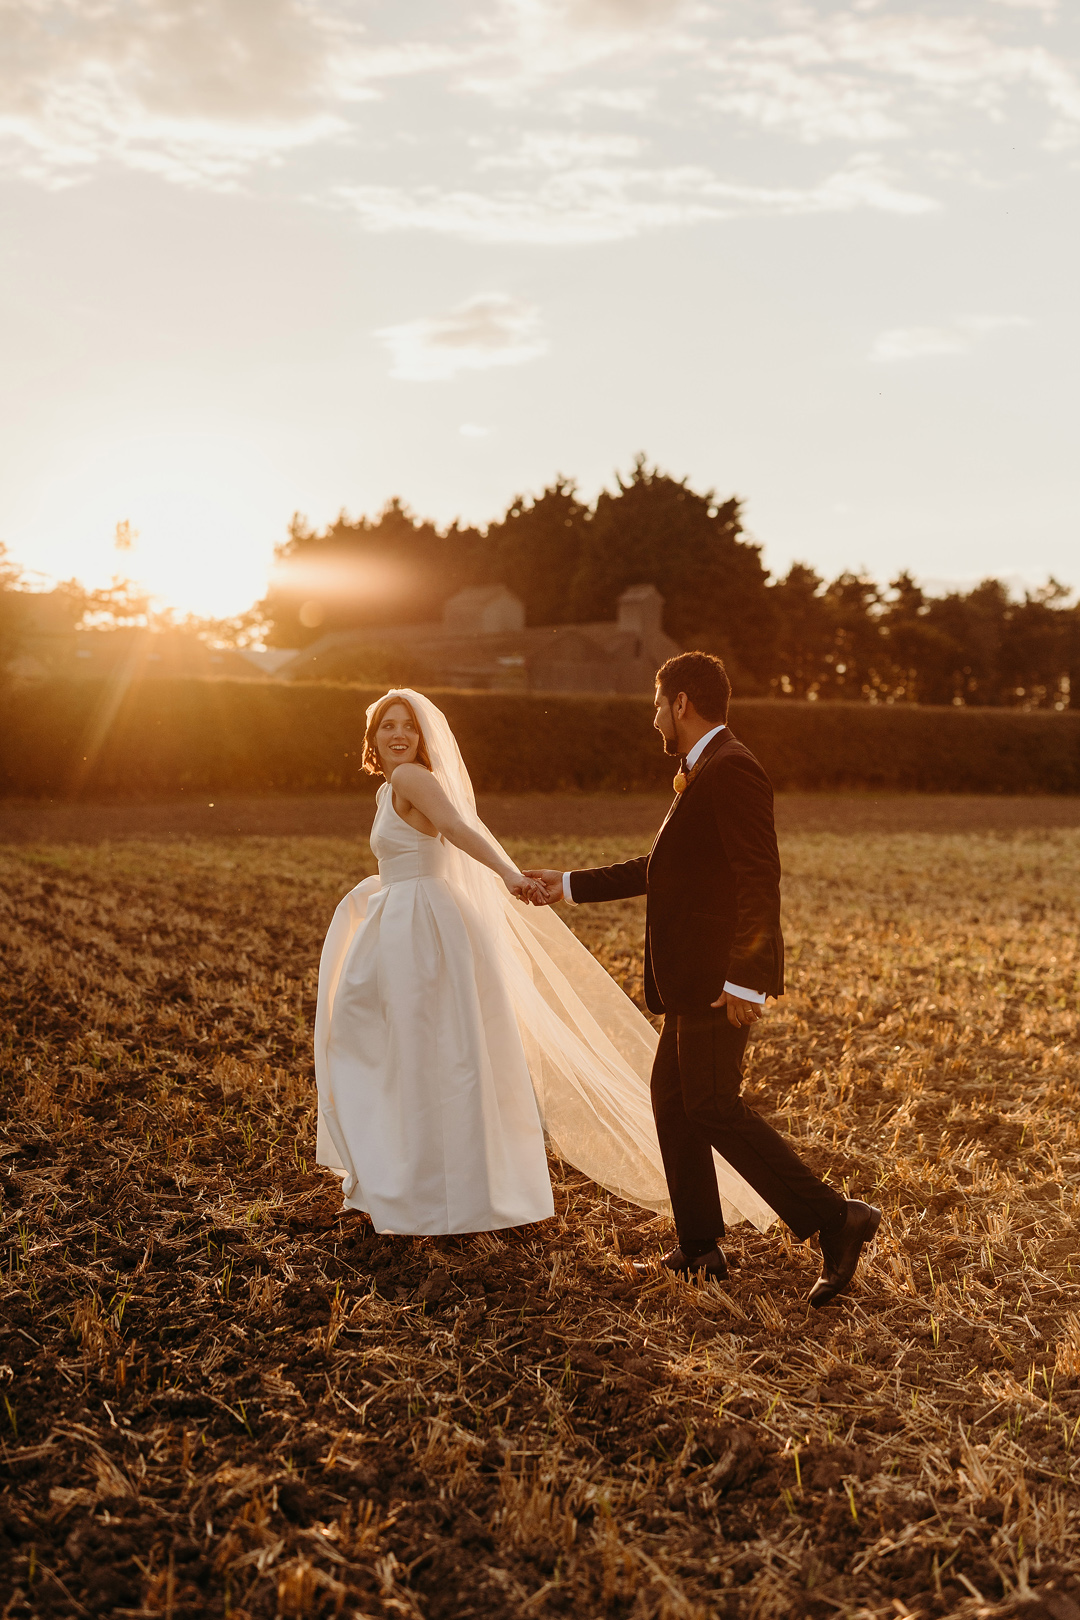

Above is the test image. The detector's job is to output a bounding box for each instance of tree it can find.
[259,502,486,648]
[914,580,1009,706]
[996,579,1074,707]
[248,461,1077,706]
[767,563,830,698]
[568,456,774,686]
[0,543,24,681]
[878,572,964,704]
[484,479,590,626]
[77,576,156,630]
[815,572,886,699]
[1061,598,1080,711]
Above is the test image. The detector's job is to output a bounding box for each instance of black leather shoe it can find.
[634,1244,729,1281]
[808,1200,882,1308]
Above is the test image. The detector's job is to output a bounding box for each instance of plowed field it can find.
[2,822,1079,1620]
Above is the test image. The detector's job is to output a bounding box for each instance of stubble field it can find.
[2,803,1080,1620]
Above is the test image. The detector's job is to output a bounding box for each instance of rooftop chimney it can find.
[616,584,664,647]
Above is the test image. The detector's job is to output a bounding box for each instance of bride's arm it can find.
[391,765,540,899]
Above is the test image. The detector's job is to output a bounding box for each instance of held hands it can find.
[712,989,766,1028]
[520,869,565,906]
[505,872,550,905]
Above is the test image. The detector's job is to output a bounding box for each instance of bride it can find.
[314,688,778,1238]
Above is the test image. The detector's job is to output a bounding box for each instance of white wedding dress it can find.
[315,782,554,1233]
[314,689,779,1237]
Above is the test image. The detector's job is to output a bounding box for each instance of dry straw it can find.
[1,821,1079,1618]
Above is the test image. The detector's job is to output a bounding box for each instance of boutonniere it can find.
[672,759,704,795]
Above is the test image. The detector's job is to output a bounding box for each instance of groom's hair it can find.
[656,652,731,722]
[362,694,433,776]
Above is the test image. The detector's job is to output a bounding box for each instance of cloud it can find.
[698,9,1080,148]
[456,0,1080,151]
[701,71,906,145]
[338,152,936,246]
[870,314,1032,361]
[0,0,366,187]
[475,130,645,169]
[870,326,968,362]
[459,0,702,99]
[339,177,715,244]
[559,86,658,114]
[375,295,547,381]
[4,0,1078,234]
[957,314,1035,336]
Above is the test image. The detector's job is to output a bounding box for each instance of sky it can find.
[1,0,1078,620]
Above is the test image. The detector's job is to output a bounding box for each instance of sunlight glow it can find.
[11,427,290,620]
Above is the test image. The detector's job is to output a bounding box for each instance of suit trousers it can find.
[650,1010,846,1244]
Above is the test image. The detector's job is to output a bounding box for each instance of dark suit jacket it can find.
[569,729,784,1015]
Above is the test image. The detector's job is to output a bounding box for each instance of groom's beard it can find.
[662,735,680,756]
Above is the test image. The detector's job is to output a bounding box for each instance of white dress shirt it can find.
[561,722,767,1005]
[684,723,726,771]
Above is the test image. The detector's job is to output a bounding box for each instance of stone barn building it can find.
[277,583,679,694]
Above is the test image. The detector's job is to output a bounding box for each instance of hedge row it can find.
[2,678,1079,799]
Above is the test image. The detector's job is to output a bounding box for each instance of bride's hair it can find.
[362,693,433,776]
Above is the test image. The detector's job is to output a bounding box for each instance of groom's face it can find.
[653,685,680,756]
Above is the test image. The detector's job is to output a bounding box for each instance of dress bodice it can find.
[371,782,449,885]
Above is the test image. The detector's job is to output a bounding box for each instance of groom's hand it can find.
[712,989,765,1027]
[521,869,564,905]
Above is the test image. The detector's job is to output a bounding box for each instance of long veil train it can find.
[314,689,777,1233]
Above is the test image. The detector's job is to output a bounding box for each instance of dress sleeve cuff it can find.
[562,872,577,905]
[723,980,766,1004]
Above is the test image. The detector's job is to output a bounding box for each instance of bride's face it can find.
[376,702,421,771]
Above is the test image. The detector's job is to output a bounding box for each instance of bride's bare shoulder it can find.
[391,762,435,797]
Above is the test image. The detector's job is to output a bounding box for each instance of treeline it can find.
[3,460,1076,709]
[264,458,1078,708]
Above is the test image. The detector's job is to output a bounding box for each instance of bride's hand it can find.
[505,873,546,905]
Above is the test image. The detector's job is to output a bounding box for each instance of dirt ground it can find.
[2,818,1080,1619]
[1,791,1079,845]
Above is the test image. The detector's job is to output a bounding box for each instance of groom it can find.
[526,651,880,1307]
